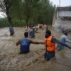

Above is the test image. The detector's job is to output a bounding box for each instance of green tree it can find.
[0,0,15,36]
[0,0,55,27]
[22,0,55,25]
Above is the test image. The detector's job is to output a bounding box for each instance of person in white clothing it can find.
[57,31,71,51]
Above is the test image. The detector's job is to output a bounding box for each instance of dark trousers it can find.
[10,32,14,36]
[19,51,29,54]
[44,51,55,61]
[20,46,29,54]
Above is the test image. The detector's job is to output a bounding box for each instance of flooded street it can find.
[0,27,71,71]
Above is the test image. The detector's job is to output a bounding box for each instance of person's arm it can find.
[29,39,44,44]
[65,38,71,43]
[16,40,20,46]
[52,37,71,49]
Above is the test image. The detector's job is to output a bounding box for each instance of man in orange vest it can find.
[40,30,71,61]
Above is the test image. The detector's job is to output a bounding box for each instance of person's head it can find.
[45,30,51,38]
[62,30,68,36]
[24,32,28,38]
[63,31,68,36]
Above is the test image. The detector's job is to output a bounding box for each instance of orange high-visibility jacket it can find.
[44,36,55,52]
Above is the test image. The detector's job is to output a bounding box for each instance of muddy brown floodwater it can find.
[0,27,71,71]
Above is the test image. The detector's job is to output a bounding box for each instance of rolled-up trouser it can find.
[44,51,55,61]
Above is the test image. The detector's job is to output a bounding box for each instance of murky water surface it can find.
[0,27,71,71]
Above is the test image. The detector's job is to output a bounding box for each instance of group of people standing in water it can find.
[16,25,71,61]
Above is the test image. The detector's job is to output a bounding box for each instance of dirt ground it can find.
[0,27,71,71]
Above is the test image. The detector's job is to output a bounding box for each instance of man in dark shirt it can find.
[9,26,14,36]
[16,32,39,54]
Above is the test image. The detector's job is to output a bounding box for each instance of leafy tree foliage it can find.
[0,0,55,27]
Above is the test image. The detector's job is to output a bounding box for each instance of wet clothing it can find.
[29,31,33,38]
[57,35,71,51]
[30,28,35,38]
[44,36,55,61]
[9,27,14,36]
[44,36,70,61]
[44,36,55,52]
[19,38,31,53]
[28,28,35,38]
[44,51,55,61]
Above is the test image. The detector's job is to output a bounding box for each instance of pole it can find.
[59,0,61,7]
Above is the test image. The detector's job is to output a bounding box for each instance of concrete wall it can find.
[58,11,71,17]
[52,10,71,32]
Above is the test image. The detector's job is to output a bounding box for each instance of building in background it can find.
[52,6,71,32]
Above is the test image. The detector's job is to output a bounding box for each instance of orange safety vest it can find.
[44,36,55,52]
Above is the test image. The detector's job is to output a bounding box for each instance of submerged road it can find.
[0,27,71,71]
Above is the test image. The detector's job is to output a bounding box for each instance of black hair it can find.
[62,31,68,35]
[64,32,68,35]
[24,32,28,37]
[45,30,51,38]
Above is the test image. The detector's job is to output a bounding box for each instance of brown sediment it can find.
[0,27,71,71]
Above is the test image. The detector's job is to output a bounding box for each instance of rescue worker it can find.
[40,30,71,61]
